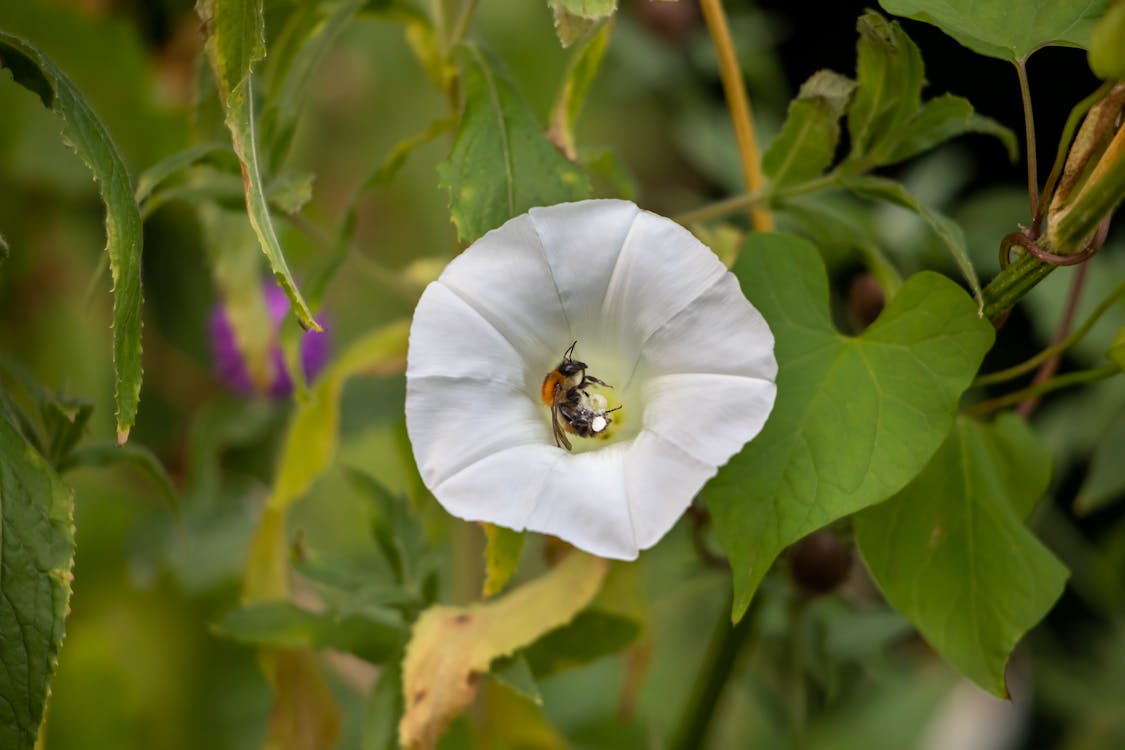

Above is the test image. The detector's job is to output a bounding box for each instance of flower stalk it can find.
[698,0,773,231]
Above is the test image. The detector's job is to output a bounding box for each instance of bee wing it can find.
[550,400,572,451]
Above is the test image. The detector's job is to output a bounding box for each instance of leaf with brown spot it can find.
[398,552,607,749]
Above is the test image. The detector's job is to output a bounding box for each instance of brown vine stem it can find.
[1015,59,1039,220]
[699,0,773,231]
[1016,261,1090,417]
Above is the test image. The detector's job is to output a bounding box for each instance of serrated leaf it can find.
[483,523,525,597]
[548,19,613,159]
[244,319,410,601]
[704,233,994,621]
[438,44,590,243]
[399,552,607,749]
[195,0,320,332]
[842,174,984,312]
[0,417,76,750]
[855,414,1068,696]
[883,93,1018,164]
[550,0,617,47]
[0,32,144,443]
[58,442,178,511]
[763,70,855,186]
[847,12,925,164]
[879,0,1110,62]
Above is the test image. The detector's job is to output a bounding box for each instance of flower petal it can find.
[602,209,727,366]
[625,430,718,550]
[432,444,561,530]
[437,213,569,373]
[641,273,777,381]
[524,444,639,560]
[406,376,546,487]
[641,373,777,466]
[528,200,640,338]
[408,281,527,388]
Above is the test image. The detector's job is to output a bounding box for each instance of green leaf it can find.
[842,174,984,312]
[549,19,614,159]
[879,0,1110,61]
[882,93,1018,164]
[213,600,407,664]
[244,320,409,601]
[521,609,640,677]
[438,44,590,243]
[0,417,76,750]
[195,0,320,332]
[362,662,404,750]
[58,442,178,511]
[1090,0,1125,79]
[483,523,526,598]
[134,142,234,205]
[489,654,543,705]
[0,32,144,444]
[763,70,856,186]
[704,232,994,621]
[549,0,617,47]
[855,414,1068,696]
[846,12,925,165]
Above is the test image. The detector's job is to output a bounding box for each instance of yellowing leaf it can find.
[243,319,409,601]
[399,552,608,749]
[482,523,526,598]
[262,649,341,750]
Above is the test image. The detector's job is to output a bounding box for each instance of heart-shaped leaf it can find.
[878,0,1110,62]
[705,232,994,620]
[855,414,1068,697]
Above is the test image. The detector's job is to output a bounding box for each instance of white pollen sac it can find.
[591,415,608,433]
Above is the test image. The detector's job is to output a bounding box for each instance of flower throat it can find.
[540,341,621,451]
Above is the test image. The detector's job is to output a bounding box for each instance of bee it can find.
[541,341,618,451]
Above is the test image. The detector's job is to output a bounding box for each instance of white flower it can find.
[405,200,777,560]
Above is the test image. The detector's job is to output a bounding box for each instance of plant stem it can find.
[698,0,772,231]
[1016,262,1089,417]
[981,252,1056,323]
[974,279,1125,386]
[674,174,838,226]
[1015,59,1039,219]
[964,363,1119,418]
[671,592,761,750]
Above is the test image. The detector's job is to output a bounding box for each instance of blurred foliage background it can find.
[1,0,1123,748]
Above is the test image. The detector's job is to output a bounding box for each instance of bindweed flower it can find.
[210,281,330,397]
[405,200,777,559]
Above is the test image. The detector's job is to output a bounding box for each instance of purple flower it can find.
[209,282,330,397]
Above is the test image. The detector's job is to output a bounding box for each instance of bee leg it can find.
[583,375,611,389]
